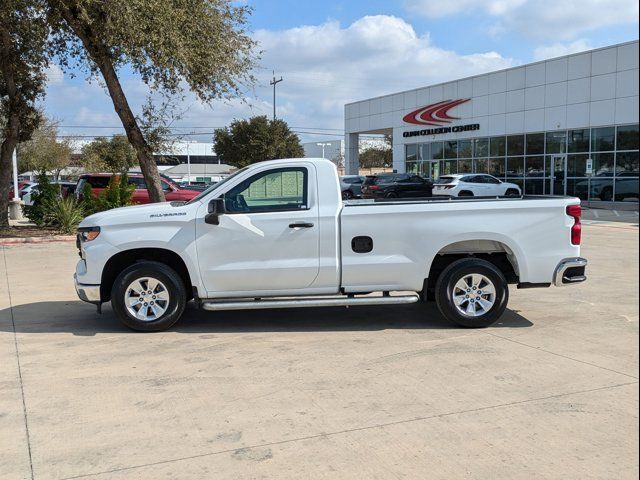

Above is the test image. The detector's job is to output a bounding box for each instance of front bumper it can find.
[74,274,101,304]
[553,257,588,287]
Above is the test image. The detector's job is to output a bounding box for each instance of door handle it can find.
[289,222,314,228]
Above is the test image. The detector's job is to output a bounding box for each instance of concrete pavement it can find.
[0,223,638,479]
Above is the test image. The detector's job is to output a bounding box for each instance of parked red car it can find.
[7,181,30,200]
[76,173,200,204]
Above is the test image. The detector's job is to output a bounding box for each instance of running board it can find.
[201,293,420,311]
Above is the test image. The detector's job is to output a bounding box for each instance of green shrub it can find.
[82,174,135,215]
[23,173,59,227]
[46,196,85,234]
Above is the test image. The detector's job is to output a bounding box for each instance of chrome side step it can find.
[201,293,420,311]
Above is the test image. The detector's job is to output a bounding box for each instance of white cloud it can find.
[45,63,64,86]
[533,40,594,61]
[405,0,639,40]
[251,15,513,135]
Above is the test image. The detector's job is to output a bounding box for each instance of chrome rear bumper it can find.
[74,274,101,303]
[553,257,588,287]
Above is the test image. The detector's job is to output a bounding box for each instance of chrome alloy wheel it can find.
[124,277,170,321]
[452,273,496,317]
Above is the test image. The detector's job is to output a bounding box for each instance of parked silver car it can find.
[340,175,365,199]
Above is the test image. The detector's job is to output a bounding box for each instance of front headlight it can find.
[77,226,101,242]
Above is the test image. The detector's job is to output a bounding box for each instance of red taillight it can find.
[369,185,380,191]
[566,204,581,245]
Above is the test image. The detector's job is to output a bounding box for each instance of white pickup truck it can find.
[74,158,587,332]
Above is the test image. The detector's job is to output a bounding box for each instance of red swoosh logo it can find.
[402,99,470,126]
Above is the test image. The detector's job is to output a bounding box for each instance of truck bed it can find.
[339,194,580,293]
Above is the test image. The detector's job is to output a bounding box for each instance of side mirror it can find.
[205,197,225,225]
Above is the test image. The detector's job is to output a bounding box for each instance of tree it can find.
[81,135,137,173]
[19,116,72,179]
[359,147,392,169]
[0,0,48,226]
[214,116,304,168]
[45,0,257,203]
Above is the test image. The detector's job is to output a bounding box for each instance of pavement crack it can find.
[2,245,35,480]
[59,380,637,480]
[483,330,639,380]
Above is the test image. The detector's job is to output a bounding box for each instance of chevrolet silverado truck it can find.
[74,158,587,332]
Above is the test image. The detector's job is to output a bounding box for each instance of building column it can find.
[392,142,405,173]
[344,133,359,175]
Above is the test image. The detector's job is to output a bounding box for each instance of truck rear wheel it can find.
[111,261,186,332]
[435,258,508,328]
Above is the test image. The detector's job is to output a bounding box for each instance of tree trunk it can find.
[0,134,18,227]
[0,26,20,227]
[55,4,165,203]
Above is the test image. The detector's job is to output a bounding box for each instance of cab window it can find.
[224,167,308,213]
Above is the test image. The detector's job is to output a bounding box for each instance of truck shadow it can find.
[0,300,533,336]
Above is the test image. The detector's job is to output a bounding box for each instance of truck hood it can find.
[80,201,195,227]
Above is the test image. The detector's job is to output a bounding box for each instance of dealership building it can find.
[344,41,639,203]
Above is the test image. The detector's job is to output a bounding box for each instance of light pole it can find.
[316,142,331,159]
[270,71,283,120]
[9,149,23,220]
[186,142,191,185]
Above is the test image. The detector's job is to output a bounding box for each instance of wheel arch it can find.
[101,248,193,302]
[424,238,523,295]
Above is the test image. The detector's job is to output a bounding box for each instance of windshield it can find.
[186,166,250,204]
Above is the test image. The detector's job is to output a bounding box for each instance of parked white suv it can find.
[433,174,522,197]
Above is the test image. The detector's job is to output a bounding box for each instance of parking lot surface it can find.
[1,222,638,480]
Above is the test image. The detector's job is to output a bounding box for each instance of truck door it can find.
[195,165,320,297]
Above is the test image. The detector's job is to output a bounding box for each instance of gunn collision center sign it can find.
[402,99,479,137]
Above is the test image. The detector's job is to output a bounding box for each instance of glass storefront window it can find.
[588,177,615,202]
[568,129,590,153]
[458,140,472,158]
[420,143,431,160]
[473,138,489,158]
[444,141,457,159]
[431,142,444,159]
[525,179,544,195]
[615,178,639,202]
[616,151,639,176]
[506,156,524,177]
[591,127,615,152]
[406,161,418,174]
[442,160,457,175]
[489,158,505,177]
[474,158,488,173]
[490,136,506,157]
[546,131,567,154]
[525,156,544,177]
[406,144,417,161]
[592,152,615,176]
[567,154,589,177]
[458,159,472,173]
[526,133,545,155]
[507,135,525,156]
[617,124,639,151]
[566,179,589,200]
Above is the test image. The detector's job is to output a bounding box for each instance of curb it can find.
[0,235,76,246]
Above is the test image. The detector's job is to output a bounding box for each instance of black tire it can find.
[342,190,353,200]
[435,258,509,328]
[111,261,187,332]
[505,188,520,197]
[458,190,474,197]
[600,187,613,202]
[385,191,398,198]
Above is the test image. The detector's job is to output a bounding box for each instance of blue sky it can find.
[46,0,639,144]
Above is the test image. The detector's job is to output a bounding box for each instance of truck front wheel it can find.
[435,258,508,328]
[111,261,187,332]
